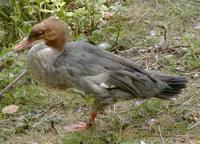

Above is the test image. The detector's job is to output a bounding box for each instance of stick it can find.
[0,70,27,98]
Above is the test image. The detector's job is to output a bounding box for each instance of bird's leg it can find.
[63,112,97,132]
[87,112,97,126]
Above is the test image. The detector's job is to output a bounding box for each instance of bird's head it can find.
[13,16,69,53]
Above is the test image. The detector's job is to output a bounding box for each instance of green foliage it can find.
[130,99,164,121]
[0,0,124,49]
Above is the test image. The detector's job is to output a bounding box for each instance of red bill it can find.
[12,38,33,53]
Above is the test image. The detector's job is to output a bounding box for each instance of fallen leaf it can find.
[2,105,19,114]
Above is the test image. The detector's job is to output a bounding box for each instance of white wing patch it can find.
[100,83,109,88]
[100,82,116,89]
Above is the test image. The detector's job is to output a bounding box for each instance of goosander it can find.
[13,17,187,131]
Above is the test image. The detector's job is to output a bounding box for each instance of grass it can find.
[0,0,200,143]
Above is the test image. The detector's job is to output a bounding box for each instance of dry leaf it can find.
[2,105,19,114]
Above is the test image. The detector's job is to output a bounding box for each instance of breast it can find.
[26,43,68,89]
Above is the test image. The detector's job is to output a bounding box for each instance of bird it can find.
[12,16,187,131]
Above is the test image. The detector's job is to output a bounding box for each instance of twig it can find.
[173,96,194,113]
[0,69,27,98]
[186,139,194,144]
[39,101,64,118]
[158,126,165,144]
[190,120,200,128]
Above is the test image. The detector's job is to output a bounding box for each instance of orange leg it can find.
[63,112,97,132]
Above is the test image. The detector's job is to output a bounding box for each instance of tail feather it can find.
[159,76,187,99]
[148,71,188,99]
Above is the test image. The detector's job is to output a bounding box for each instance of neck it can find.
[45,39,66,52]
[27,43,62,86]
[28,42,62,61]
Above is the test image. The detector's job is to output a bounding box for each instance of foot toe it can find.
[63,122,88,132]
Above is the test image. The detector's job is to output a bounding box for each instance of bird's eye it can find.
[39,31,44,35]
[28,30,45,40]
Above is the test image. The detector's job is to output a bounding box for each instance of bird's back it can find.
[54,41,187,102]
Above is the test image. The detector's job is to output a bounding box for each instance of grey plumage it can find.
[26,41,187,111]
